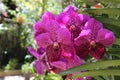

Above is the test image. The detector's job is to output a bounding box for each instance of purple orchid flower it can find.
[34,17,83,74]
[75,18,115,59]
[57,5,90,39]
[34,11,86,75]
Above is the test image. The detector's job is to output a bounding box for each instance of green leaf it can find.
[94,17,120,28]
[84,8,120,16]
[81,0,120,3]
[101,0,120,3]
[107,48,120,57]
[60,60,120,76]
[72,69,120,79]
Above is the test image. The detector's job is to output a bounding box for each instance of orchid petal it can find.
[50,61,66,70]
[42,12,55,23]
[57,28,71,45]
[35,60,45,75]
[79,29,91,40]
[89,43,106,60]
[79,14,90,23]
[67,54,84,69]
[96,29,115,46]
[35,33,53,48]
[34,21,46,37]
[27,46,40,59]
[61,44,75,58]
[74,37,89,59]
[84,18,103,31]
[57,12,70,27]
[46,45,61,62]
[46,20,60,41]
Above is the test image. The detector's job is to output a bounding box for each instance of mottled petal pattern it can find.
[46,20,60,41]
[79,14,90,23]
[46,45,61,62]
[50,61,66,70]
[57,28,71,45]
[96,29,115,46]
[89,43,106,60]
[74,37,90,59]
[36,33,53,48]
[34,21,46,37]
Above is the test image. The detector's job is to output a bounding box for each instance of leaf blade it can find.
[72,69,120,79]
[60,60,120,76]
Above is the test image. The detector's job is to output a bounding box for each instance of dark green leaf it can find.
[106,48,120,57]
[95,17,120,28]
[84,8,120,16]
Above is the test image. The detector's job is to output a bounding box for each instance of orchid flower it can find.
[75,18,115,59]
[57,5,90,39]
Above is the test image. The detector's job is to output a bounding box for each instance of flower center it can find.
[70,25,76,31]
[53,42,59,51]
[90,41,96,47]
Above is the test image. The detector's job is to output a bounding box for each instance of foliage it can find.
[5,58,18,70]
[34,71,62,80]
[21,62,34,73]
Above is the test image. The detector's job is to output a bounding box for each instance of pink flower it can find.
[75,18,115,59]
[34,17,84,74]
[57,5,90,39]
[35,19,74,60]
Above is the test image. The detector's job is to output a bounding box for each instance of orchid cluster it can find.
[28,5,115,80]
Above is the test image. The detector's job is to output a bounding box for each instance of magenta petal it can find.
[27,46,40,59]
[79,14,90,23]
[61,44,75,58]
[42,12,55,23]
[96,29,115,46]
[64,5,78,12]
[46,20,60,41]
[67,54,84,69]
[34,21,45,31]
[89,43,106,60]
[84,18,103,30]
[35,60,45,74]
[84,18,103,33]
[50,61,66,70]
[74,37,89,59]
[79,29,91,40]
[46,45,61,62]
[57,13,70,27]
[35,33,53,48]
[57,28,71,45]
[34,21,46,37]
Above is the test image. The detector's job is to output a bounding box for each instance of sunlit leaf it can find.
[72,69,120,79]
[60,60,120,76]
